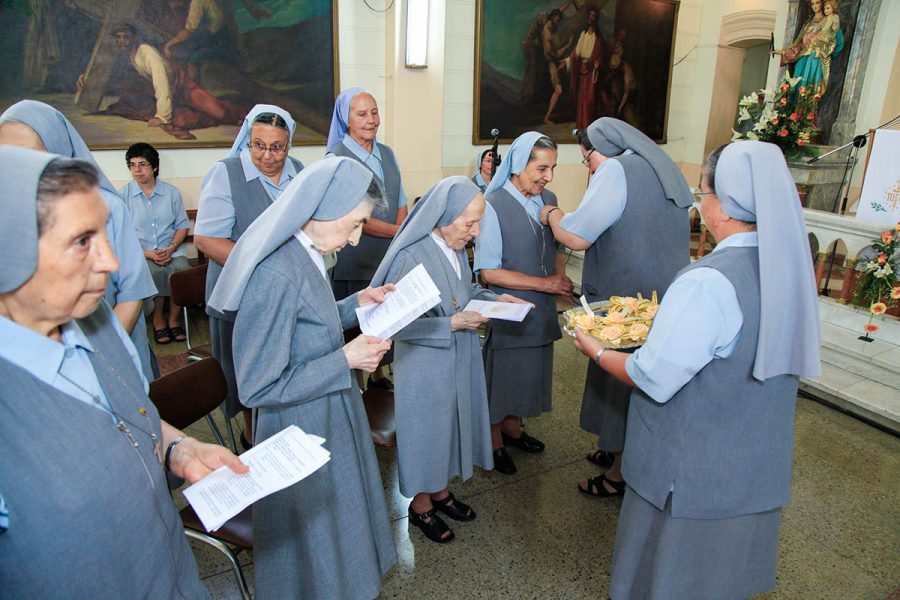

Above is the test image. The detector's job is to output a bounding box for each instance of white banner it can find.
[856,129,900,227]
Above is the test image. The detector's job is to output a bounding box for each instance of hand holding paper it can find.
[463,299,534,322]
[183,425,331,532]
[356,264,442,340]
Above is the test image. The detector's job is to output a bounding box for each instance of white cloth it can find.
[294,229,327,281]
[430,231,461,279]
[130,44,173,123]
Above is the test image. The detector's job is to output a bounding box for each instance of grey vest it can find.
[0,306,209,599]
[484,187,562,348]
[622,246,798,520]
[329,142,403,281]
[471,174,487,192]
[582,153,689,301]
[204,155,304,301]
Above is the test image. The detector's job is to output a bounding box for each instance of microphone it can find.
[490,128,500,138]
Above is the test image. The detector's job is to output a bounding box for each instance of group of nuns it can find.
[0,89,820,600]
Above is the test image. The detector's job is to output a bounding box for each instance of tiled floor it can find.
[156,315,900,600]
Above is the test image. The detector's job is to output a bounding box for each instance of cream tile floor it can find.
[159,315,900,600]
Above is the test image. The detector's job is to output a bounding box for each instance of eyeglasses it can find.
[128,161,152,170]
[692,190,715,203]
[581,150,595,167]
[250,140,287,156]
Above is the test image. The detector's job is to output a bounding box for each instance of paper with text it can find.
[183,425,331,532]
[356,263,441,339]
[464,299,533,322]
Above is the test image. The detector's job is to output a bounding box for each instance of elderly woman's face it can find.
[437,194,486,250]
[0,121,47,151]
[347,94,380,145]
[514,148,557,197]
[307,202,374,255]
[12,188,119,329]
[249,123,290,178]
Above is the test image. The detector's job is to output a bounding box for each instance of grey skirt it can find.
[483,342,553,422]
[610,487,782,600]
[580,360,632,452]
[146,256,191,297]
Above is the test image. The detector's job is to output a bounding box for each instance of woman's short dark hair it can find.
[528,136,557,163]
[574,129,593,151]
[125,142,160,177]
[702,144,728,189]
[252,112,290,134]
[362,178,388,212]
[36,158,99,236]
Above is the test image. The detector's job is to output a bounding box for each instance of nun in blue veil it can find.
[370,176,527,544]
[0,100,158,381]
[208,156,396,600]
[572,141,820,599]
[193,103,304,441]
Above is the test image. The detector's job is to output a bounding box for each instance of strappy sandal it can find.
[586,449,615,469]
[154,328,172,344]
[408,506,454,543]
[168,326,187,342]
[432,492,476,522]
[578,474,626,498]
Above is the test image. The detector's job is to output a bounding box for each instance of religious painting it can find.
[781,0,860,144]
[0,0,339,148]
[473,0,679,144]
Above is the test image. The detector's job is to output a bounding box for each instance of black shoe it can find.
[492,447,517,475]
[586,449,615,469]
[408,506,454,543]
[367,376,394,391]
[432,492,476,521]
[239,431,253,451]
[501,430,545,453]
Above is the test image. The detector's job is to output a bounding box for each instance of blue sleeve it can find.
[625,267,743,404]
[559,158,627,243]
[194,162,236,238]
[171,185,190,230]
[104,192,157,303]
[102,301,149,392]
[473,202,503,272]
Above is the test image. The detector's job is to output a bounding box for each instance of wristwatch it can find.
[594,347,606,365]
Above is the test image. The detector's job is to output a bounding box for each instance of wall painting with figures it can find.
[0,0,338,149]
[474,0,679,145]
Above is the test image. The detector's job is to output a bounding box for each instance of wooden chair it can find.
[149,358,253,600]
[168,263,212,362]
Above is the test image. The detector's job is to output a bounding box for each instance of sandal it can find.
[578,474,626,498]
[586,449,615,469]
[168,326,187,342]
[408,506,454,543]
[432,492,476,522]
[154,328,172,344]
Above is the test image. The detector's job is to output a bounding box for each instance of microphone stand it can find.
[489,128,501,179]
[817,114,900,296]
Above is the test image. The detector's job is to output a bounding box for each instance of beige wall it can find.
[95,0,898,215]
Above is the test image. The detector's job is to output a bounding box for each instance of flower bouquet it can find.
[732,75,821,161]
[853,223,900,340]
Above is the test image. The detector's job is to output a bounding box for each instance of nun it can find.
[207,157,397,600]
[471,148,495,192]
[370,176,527,543]
[572,141,820,598]
[540,117,691,497]
[0,100,158,381]
[326,88,408,298]
[194,104,303,447]
[474,132,573,475]
[0,146,246,598]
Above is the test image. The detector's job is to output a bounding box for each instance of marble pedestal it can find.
[788,147,857,212]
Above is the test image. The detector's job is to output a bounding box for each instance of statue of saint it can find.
[775,0,844,99]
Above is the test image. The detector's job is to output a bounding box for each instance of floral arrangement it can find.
[853,222,900,338]
[732,75,821,160]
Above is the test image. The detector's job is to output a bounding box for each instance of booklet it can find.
[183,425,331,532]
[356,263,442,340]
[463,299,533,322]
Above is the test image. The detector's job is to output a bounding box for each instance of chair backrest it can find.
[169,262,208,309]
[149,358,227,430]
